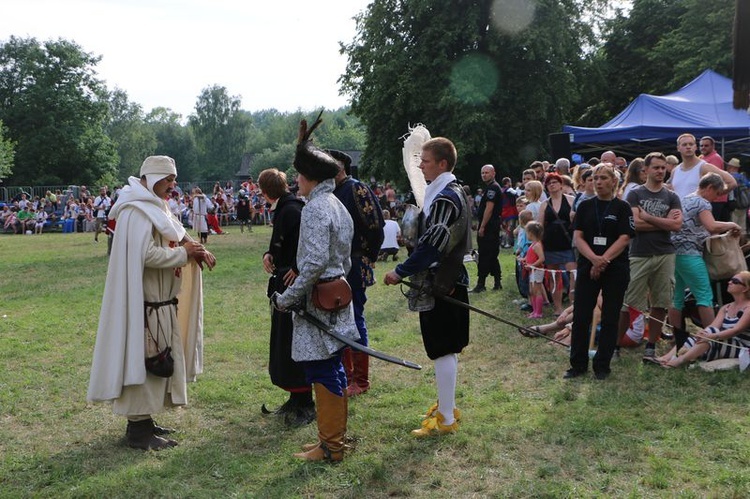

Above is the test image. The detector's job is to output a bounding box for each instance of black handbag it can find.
[145,347,174,378]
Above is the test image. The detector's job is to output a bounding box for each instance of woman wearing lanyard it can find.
[564,164,635,380]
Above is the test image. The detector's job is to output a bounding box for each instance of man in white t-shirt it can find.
[92,186,112,242]
[378,209,402,261]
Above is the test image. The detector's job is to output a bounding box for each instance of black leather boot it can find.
[126,419,178,450]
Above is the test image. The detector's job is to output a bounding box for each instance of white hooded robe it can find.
[87,177,204,416]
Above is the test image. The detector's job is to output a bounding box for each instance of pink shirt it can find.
[703,151,726,201]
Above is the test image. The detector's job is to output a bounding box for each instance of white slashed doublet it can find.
[87,177,204,415]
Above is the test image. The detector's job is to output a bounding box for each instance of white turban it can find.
[140,156,177,196]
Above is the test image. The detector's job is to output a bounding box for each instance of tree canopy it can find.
[0,2,738,190]
[0,120,14,180]
[0,36,118,186]
[340,0,607,187]
[576,0,735,126]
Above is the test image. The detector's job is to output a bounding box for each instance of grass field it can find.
[1,229,750,498]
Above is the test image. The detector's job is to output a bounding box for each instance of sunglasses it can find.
[729,277,745,286]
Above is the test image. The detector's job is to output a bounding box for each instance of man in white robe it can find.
[87,155,216,450]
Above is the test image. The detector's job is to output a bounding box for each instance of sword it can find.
[398,280,570,348]
[289,305,422,370]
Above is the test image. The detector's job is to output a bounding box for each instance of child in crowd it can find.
[523,221,545,318]
[514,208,534,311]
[34,206,47,234]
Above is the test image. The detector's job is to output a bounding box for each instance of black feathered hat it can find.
[293,111,339,181]
[326,149,352,176]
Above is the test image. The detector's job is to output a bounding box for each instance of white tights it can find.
[434,353,458,425]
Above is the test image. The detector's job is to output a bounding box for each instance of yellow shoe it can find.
[423,402,461,422]
[411,412,458,437]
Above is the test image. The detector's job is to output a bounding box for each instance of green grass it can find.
[2,229,750,498]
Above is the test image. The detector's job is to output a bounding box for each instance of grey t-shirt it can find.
[625,185,682,257]
[671,194,711,256]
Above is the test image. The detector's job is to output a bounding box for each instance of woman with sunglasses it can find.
[659,271,750,368]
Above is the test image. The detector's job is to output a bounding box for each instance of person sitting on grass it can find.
[658,271,750,368]
[520,304,573,338]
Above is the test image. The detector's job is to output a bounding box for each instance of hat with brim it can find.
[727,158,742,169]
[293,112,339,182]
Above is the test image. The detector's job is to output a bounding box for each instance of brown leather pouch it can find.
[312,277,352,311]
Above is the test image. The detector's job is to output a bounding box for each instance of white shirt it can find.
[670,160,705,199]
[382,219,401,249]
[93,195,112,219]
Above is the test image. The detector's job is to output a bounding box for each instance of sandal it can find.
[518,325,540,338]
[642,356,662,366]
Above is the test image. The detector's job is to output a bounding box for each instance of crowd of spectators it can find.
[4,135,750,374]
[496,135,750,374]
[0,174,411,238]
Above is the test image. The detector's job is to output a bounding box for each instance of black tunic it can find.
[264,193,307,389]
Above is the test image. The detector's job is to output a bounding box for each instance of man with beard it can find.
[88,155,216,450]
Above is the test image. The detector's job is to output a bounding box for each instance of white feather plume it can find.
[401,124,430,210]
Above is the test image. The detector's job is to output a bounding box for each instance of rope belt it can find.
[144,297,178,309]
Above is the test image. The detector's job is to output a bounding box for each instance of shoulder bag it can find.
[704,231,747,281]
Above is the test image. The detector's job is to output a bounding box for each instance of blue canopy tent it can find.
[563,70,750,159]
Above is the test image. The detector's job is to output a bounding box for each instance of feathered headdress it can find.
[294,110,340,181]
[401,124,431,210]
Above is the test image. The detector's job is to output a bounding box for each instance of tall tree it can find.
[0,36,118,185]
[189,85,251,180]
[106,88,157,180]
[0,120,14,180]
[146,107,200,181]
[574,0,734,126]
[340,0,604,187]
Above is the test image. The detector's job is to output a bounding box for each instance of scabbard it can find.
[290,306,422,370]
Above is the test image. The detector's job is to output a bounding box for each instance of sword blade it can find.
[398,280,570,348]
[291,306,422,370]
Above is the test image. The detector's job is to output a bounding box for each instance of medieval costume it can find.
[263,187,313,426]
[384,137,471,436]
[331,149,385,397]
[192,189,211,244]
[88,156,207,450]
[272,114,358,462]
